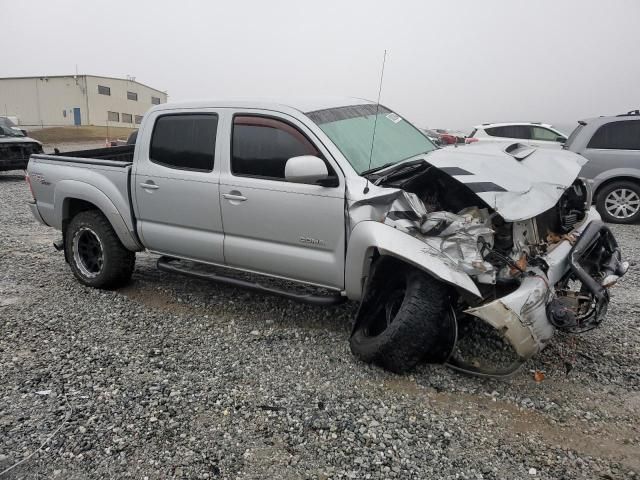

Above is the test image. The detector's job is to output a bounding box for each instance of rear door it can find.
[132,109,225,263]
[218,111,346,289]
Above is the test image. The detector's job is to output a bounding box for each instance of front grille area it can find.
[0,142,43,161]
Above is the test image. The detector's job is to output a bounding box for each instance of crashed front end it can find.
[354,143,628,376]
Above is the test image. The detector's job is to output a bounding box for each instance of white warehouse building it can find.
[0,75,167,128]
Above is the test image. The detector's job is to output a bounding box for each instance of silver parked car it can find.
[564,110,640,223]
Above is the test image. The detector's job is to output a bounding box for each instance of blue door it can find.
[73,108,81,125]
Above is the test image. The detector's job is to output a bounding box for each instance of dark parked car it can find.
[0,118,43,172]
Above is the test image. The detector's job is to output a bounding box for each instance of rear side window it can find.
[587,120,640,150]
[150,114,218,171]
[231,116,320,180]
[564,124,584,148]
[485,125,531,139]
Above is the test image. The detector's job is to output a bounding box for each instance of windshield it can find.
[307,104,436,174]
[0,117,24,137]
[0,117,17,128]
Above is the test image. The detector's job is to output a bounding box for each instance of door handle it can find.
[140,182,159,190]
[223,193,247,202]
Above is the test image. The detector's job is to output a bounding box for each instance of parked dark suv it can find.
[564,110,640,223]
[0,117,43,172]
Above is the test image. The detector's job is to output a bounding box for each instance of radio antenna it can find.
[364,49,387,194]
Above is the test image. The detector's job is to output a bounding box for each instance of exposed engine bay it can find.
[353,150,628,376]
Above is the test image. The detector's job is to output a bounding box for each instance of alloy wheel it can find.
[604,188,640,220]
[73,227,104,278]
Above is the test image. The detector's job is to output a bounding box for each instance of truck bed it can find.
[27,146,141,251]
[52,144,135,164]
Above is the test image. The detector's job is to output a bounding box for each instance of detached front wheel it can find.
[65,210,135,288]
[350,259,455,373]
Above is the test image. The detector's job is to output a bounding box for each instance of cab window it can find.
[231,115,325,180]
[149,114,218,171]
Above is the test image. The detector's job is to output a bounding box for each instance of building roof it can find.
[152,97,374,115]
[0,74,166,95]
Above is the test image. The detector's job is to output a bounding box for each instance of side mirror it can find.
[285,155,337,186]
[556,136,566,143]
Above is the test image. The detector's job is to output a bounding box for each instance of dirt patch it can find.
[117,282,199,317]
[381,376,640,471]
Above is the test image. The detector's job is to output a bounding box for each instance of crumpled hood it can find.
[424,142,587,221]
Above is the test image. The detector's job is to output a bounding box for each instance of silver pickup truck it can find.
[26,98,628,375]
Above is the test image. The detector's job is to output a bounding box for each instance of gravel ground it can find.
[1,169,639,479]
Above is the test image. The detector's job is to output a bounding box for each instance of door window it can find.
[587,120,640,150]
[231,115,323,181]
[485,125,531,139]
[531,126,562,141]
[149,114,218,171]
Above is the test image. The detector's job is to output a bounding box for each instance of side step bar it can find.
[156,256,346,306]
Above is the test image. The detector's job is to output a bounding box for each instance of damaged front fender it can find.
[344,220,482,301]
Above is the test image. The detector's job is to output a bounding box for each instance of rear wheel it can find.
[350,259,455,373]
[65,210,135,288]
[596,181,640,224]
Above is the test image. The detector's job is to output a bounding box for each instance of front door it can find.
[73,107,81,125]
[219,113,346,289]
[133,111,225,264]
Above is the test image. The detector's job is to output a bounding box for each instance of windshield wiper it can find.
[360,150,434,177]
[360,161,398,176]
[373,161,430,186]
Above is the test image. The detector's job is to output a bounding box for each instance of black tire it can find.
[65,210,135,288]
[350,260,455,373]
[596,180,640,224]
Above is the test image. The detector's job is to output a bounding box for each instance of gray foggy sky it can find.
[2,0,639,133]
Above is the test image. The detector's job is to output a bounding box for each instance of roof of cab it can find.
[148,97,374,116]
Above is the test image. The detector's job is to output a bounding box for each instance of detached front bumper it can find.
[455,208,627,375]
